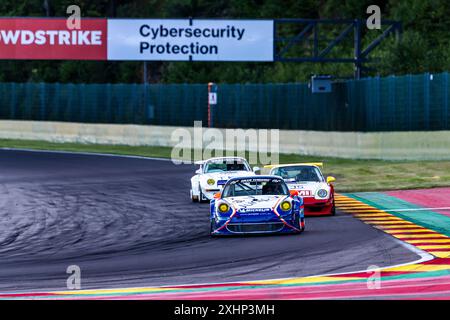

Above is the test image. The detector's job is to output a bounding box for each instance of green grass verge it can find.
[1,138,449,193]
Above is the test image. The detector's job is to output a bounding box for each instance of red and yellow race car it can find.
[265,163,336,216]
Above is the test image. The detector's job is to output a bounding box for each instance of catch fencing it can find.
[0,72,448,131]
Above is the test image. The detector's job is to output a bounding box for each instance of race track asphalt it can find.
[0,149,420,292]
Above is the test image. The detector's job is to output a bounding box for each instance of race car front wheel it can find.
[199,184,208,203]
[331,199,336,216]
[210,220,218,237]
[190,189,198,202]
[294,213,304,233]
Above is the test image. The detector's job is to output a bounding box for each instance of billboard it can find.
[0,18,274,61]
[0,18,107,60]
[107,19,274,61]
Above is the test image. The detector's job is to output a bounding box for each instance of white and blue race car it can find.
[190,157,260,202]
[210,176,305,236]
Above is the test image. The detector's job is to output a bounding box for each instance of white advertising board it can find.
[107,19,274,61]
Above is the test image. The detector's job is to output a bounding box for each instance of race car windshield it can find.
[204,160,249,173]
[222,178,289,198]
[271,166,324,182]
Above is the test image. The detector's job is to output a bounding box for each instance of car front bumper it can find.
[202,187,222,200]
[211,212,302,235]
[303,197,334,216]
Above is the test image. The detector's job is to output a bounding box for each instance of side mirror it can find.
[195,168,202,174]
[213,192,221,199]
[253,166,261,174]
[290,190,299,197]
[327,176,336,184]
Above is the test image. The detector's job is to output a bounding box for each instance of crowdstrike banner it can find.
[0,29,102,45]
[0,18,274,61]
[0,18,107,60]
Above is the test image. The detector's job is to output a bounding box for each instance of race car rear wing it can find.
[195,157,249,166]
[264,162,324,169]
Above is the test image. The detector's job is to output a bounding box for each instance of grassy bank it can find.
[1,138,449,193]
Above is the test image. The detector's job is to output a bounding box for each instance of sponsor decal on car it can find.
[230,178,282,184]
[238,208,273,214]
[297,190,312,196]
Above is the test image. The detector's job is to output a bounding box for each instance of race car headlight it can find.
[317,189,328,198]
[280,201,292,211]
[207,178,215,186]
[218,203,229,213]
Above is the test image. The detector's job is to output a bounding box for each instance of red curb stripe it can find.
[387,232,439,235]
[422,258,450,265]
[332,271,417,278]
[379,227,427,231]
[394,237,448,241]
[171,282,250,289]
[359,218,405,221]
[408,242,450,246]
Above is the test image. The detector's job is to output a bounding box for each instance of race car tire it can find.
[210,220,218,237]
[293,213,304,234]
[190,189,198,202]
[331,198,336,216]
[199,184,208,203]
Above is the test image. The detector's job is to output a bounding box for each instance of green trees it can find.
[0,0,448,83]
[378,0,450,75]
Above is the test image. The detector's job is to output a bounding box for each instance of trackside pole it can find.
[208,82,217,127]
[143,61,149,123]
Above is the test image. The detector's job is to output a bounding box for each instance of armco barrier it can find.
[0,120,449,160]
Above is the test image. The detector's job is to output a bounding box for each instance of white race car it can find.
[190,157,260,202]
